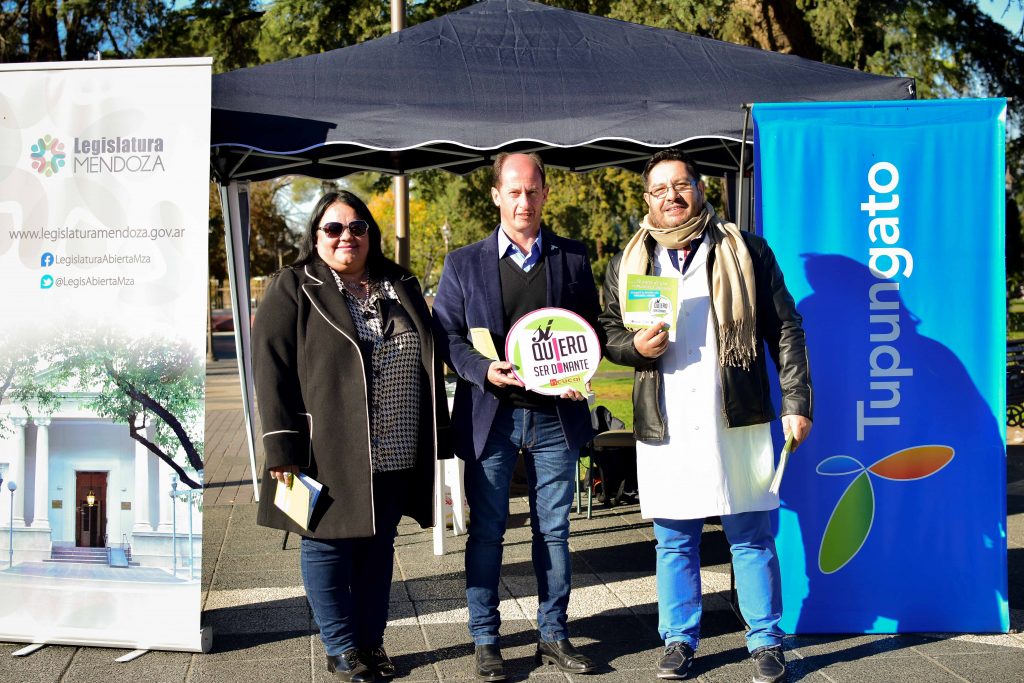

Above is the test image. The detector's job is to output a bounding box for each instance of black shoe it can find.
[535,638,597,674]
[657,641,694,679]
[360,646,395,678]
[474,644,507,681]
[751,645,786,683]
[326,649,376,682]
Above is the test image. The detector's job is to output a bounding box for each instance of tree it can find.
[257,0,389,62]
[0,331,204,488]
[0,0,171,62]
[0,331,62,439]
[58,332,205,489]
[137,0,263,72]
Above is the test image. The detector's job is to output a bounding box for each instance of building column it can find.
[31,418,50,529]
[156,456,174,533]
[133,418,152,532]
[7,416,28,527]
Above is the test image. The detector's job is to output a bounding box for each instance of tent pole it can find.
[219,180,260,501]
[391,0,411,269]
[737,104,752,232]
[394,175,410,268]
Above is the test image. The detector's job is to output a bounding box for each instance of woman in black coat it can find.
[253,191,450,682]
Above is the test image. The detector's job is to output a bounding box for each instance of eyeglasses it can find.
[646,179,698,200]
[319,220,369,238]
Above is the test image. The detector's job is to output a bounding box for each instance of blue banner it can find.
[754,99,1008,633]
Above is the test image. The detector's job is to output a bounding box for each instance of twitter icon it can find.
[40,275,54,289]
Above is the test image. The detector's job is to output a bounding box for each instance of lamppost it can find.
[441,218,452,255]
[7,480,16,569]
[170,473,178,577]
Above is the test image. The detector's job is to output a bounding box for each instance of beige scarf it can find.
[618,202,758,368]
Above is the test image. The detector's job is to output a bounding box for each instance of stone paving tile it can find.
[796,655,966,683]
[787,633,933,660]
[406,577,488,601]
[205,604,311,635]
[202,630,310,659]
[62,648,192,683]
[925,651,1024,680]
[0,642,76,683]
[190,656,310,683]
[385,599,420,627]
[912,634,1024,655]
[203,585,307,610]
[210,567,304,590]
[414,597,529,624]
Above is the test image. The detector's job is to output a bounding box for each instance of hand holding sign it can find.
[505,308,602,396]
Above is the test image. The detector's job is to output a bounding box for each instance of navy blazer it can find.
[433,226,603,460]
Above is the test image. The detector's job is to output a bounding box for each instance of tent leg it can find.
[218,180,260,502]
[736,104,752,232]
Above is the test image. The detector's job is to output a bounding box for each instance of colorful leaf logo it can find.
[29,134,66,177]
[817,445,953,574]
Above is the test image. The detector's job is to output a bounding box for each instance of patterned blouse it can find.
[331,271,421,473]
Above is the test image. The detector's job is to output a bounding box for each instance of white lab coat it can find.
[636,238,778,521]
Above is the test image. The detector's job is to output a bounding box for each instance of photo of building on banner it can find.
[754,99,1007,634]
[0,59,211,651]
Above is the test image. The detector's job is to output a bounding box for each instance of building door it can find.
[76,471,107,548]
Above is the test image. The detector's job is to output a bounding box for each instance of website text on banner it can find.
[0,58,212,652]
[754,98,1007,634]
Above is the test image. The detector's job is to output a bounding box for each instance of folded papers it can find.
[274,473,323,530]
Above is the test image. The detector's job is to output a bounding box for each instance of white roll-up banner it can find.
[0,58,211,651]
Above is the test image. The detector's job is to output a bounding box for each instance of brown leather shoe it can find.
[535,638,597,674]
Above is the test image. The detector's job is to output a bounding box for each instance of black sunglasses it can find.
[319,220,369,238]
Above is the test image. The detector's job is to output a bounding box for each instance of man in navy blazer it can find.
[434,152,602,681]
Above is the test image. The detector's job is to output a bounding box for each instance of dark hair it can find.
[293,190,408,278]
[491,152,546,189]
[642,149,701,189]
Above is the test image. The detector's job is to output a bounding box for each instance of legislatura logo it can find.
[29,132,167,176]
[816,444,954,574]
[30,135,66,176]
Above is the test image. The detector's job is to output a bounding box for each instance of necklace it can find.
[332,270,376,319]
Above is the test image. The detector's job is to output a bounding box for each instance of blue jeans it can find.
[653,511,783,653]
[464,405,576,645]
[300,470,409,656]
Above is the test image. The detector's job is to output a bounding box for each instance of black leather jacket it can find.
[599,232,812,442]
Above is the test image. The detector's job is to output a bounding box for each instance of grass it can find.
[590,358,634,429]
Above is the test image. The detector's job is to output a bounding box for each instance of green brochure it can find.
[623,274,679,341]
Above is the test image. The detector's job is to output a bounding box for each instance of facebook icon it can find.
[40,252,54,268]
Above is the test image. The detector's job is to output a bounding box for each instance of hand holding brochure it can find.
[274,473,323,530]
[768,434,797,496]
[623,274,678,341]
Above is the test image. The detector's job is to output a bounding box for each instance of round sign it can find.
[505,307,602,396]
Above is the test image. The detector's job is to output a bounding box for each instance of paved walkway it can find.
[1,357,1022,681]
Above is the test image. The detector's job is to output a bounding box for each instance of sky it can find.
[981,0,1024,34]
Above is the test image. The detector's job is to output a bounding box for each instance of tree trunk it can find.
[28,0,61,61]
[733,0,823,61]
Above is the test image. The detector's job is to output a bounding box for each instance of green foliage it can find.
[1,0,172,62]
[0,332,63,438]
[258,0,389,62]
[137,0,263,72]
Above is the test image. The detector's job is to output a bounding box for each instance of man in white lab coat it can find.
[599,149,812,683]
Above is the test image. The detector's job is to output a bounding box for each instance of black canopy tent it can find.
[210,0,915,498]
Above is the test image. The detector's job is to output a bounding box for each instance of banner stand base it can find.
[12,644,45,657]
[201,625,213,654]
[115,650,148,663]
